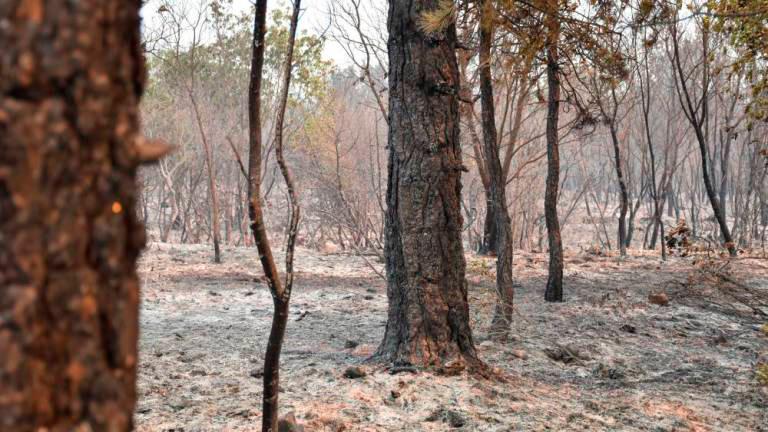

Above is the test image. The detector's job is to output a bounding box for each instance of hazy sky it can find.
[141,0,354,66]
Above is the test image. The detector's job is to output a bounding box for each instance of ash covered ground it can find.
[135,243,768,431]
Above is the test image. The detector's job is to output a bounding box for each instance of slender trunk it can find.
[263,0,302,427]
[544,5,563,302]
[719,130,732,223]
[247,1,301,430]
[478,0,514,337]
[691,187,699,236]
[247,0,284,424]
[461,86,495,256]
[640,62,666,259]
[650,188,667,249]
[670,23,736,256]
[673,184,682,220]
[694,127,735,253]
[608,124,629,256]
[667,189,675,218]
[376,0,480,368]
[189,91,222,263]
[626,189,643,248]
[0,2,151,429]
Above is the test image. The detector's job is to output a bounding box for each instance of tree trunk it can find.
[761,186,768,227]
[670,24,736,256]
[690,187,699,236]
[248,1,301,430]
[376,0,480,367]
[478,0,514,337]
[609,124,629,256]
[189,91,222,263]
[649,188,667,250]
[626,192,642,248]
[0,1,148,429]
[697,137,734,253]
[479,202,499,255]
[671,188,680,225]
[643,67,667,259]
[719,132,732,223]
[247,0,281,430]
[667,189,675,218]
[460,84,495,257]
[544,5,563,302]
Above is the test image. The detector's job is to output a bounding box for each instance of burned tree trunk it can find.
[608,123,629,256]
[376,0,480,368]
[460,89,496,256]
[544,4,564,302]
[247,0,301,430]
[670,24,736,256]
[0,1,150,430]
[480,201,499,255]
[478,0,515,337]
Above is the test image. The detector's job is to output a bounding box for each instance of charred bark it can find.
[375,0,480,368]
[0,1,148,429]
[478,0,514,337]
[247,0,302,430]
[608,123,629,257]
[670,24,736,256]
[543,6,564,302]
[479,202,499,255]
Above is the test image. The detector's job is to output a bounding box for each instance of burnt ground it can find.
[135,243,768,431]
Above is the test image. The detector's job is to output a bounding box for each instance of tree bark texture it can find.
[544,6,564,302]
[478,0,515,336]
[0,1,147,430]
[376,0,480,367]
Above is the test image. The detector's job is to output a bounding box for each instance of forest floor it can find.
[135,242,768,431]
